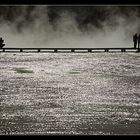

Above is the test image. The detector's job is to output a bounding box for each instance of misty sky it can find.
[0,5,140,48]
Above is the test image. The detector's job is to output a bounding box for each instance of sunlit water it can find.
[0,52,140,135]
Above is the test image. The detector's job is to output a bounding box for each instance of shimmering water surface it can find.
[0,52,140,135]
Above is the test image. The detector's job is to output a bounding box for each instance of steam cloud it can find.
[0,6,140,48]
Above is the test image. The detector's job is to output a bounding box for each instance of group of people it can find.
[0,37,5,48]
[133,33,140,49]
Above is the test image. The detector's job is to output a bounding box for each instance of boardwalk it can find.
[0,48,140,53]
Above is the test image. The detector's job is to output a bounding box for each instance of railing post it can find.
[121,49,126,52]
[20,49,23,52]
[54,49,57,53]
[38,49,40,52]
[71,49,75,52]
[105,49,109,52]
[88,49,92,53]
[3,48,5,52]
[137,48,140,52]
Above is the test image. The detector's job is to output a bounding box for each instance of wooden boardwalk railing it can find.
[0,48,140,52]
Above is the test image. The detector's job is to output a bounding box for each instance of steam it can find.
[0,6,140,48]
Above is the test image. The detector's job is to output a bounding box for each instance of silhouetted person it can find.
[133,33,138,49]
[138,34,140,50]
[0,37,5,48]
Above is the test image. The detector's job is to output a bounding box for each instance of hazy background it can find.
[0,6,140,48]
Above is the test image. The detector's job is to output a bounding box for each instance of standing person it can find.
[133,33,138,49]
[138,34,140,51]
